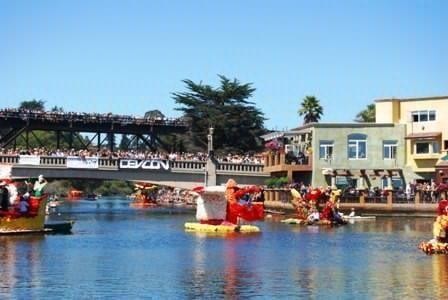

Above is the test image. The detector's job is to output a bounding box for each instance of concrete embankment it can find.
[264,200,437,218]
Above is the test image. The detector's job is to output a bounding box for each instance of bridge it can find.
[0,155,269,189]
[0,109,188,151]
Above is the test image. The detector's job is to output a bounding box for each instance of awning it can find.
[405,132,442,140]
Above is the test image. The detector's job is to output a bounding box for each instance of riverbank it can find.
[264,200,437,217]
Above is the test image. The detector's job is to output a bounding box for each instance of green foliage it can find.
[19,99,46,111]
[265,176,289,188]
[119,134,131,150]
[144,110,165,119]
[45,179,133,197]
[51,106,64,112]
[172,75,266,153]
[94,180,133,196]
[354,103,375,122]
[298,96,323,124]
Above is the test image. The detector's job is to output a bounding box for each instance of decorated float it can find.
[184,179,264,233]
[67,189,84,200]
[130,182,158,208]
[419,184,448,255]
[0,167,73,234]
[281,188,347,226]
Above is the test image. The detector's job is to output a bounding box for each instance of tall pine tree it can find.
[172,75,266,153]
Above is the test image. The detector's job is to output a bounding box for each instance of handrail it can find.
[0,155,265,174]
[217,162,264,173]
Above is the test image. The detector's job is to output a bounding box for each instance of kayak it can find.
[281,218,332,225]
[184,222,260,233]
[342,215,376,221]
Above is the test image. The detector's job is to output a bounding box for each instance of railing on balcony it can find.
[365,195,388,204]
[264,152,312,168]
[391,191,416,204]
[339,194,361,203]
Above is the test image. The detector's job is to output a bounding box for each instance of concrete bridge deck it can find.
[0,155,269,189]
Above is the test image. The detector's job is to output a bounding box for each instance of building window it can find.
[411,110,436,122]
[348,133,367,159]
[383,140,398,160]
[434,142,440,153]
[416,142,430,154]
[444,140,448,151]
[415,141,440,154]
[381,177,403,190]
[319,140,334,160]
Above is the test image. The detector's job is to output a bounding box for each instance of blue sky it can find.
[0,0,447,130]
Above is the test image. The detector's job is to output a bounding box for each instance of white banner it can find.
[18,155,41,165]
[66,156,99,169]
[119,159,170,170]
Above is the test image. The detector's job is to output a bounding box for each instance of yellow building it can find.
[376,96,448,183]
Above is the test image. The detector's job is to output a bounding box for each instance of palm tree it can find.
[354,104,375,122]
[298,96,323,124]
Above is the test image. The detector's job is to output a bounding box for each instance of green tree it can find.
[19,99,46,111]
[355,103,376,122]
[298,96,323,124]
[172,75,266,153]
[51,105,64,112]
[144,110,165,119]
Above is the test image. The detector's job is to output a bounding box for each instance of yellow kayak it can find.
[184,222,260,233]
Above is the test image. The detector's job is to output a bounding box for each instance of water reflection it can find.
[0,235,44,299]
[0,199,447,298]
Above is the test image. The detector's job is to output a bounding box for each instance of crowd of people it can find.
[0,147,265,164]
[0,108,186,127]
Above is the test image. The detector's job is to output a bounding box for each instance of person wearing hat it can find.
[33,175,47,197]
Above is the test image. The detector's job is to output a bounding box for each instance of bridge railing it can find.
[0,155,19,164]
[98,158,119,169]
[170,160,206,170]
[217,162,264,173]
[0,155,266,174]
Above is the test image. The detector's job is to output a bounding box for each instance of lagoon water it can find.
[0,198,446,299]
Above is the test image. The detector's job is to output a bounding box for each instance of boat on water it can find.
[0,194,73,234]
[130,182,158,208]
[67,189,84,200]
[185,180,264,234]
[342,215,376,221]
[185,222,260,233]
[419,196,448,255]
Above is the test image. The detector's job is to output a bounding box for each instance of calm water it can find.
[0,198,446,299]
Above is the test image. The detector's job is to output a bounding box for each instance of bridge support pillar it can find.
[205,158,217,186]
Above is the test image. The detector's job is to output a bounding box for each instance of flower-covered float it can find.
[0,169,73,234]
[184,179,264,233]
[419,185,448,254]
[281,188,347,226]
[130,182,158,208]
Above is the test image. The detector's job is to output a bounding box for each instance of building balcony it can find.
[264,151,313,173]
[412,153,441,160]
